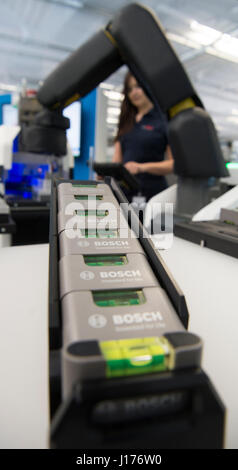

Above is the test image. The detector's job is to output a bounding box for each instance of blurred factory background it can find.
[1,0,238,160]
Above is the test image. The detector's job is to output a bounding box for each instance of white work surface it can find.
[0,239,237,448]
[0,244,49,449]
[159,236,238,449]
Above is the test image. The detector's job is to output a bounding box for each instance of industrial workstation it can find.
[0,1,238,450]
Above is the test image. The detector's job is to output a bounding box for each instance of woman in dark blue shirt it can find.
[113,71,174,201]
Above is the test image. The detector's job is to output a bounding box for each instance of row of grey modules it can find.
[57,181,202,398]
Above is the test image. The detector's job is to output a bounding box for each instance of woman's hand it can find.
[95,174,103,181]
[124,161,142,175]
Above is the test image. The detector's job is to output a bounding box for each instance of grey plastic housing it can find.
[59,253,159,299]
[59,228,145,257]
[62,330,202,399]
[164,332,202,371]
[57,207,128,235]
[61,288,203,398]
[220,207,238,226]
[57,193,120,214]
[53,179,203,400]
[57,182,115,197]
[62,348,107,398]
[62,287,183,346]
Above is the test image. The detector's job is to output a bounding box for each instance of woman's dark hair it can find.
[115,71,137,141]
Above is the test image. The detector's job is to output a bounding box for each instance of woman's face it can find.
[127,76,151,109]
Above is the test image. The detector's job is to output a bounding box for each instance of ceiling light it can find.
[104,90,123,101]
[58,0,84,8]
[189,20,221,46]
[106,117,119,125]
[227,116,238,124]
[167,32,200,50]
[100,83,115,90]
[215,34,238,59]
[107,107,120,116]
[0,83,18,92]
[169,24,238,65]
[206,46,238,64]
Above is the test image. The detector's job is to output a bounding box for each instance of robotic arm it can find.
[37,3,228,180]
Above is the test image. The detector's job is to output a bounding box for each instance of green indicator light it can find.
[97,229,118,238]
[80,229,118,238]
[93,289,146,307]
[82,229,97,238]
[226,162,238,169]
[75,209,109,217]
[84,254,127,266]
[73,184,98,188]
[100,337,172,378]
[223,219,236,225]
[74,195,103,200]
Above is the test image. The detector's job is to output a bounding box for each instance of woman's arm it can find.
[112,140,123,163]
[124,145,174,175]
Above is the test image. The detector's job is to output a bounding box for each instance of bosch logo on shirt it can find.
[141,124,155,131]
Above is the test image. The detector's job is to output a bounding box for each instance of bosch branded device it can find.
[175,206,238,259]
[174,184,238,259]
[48,178,225,449]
